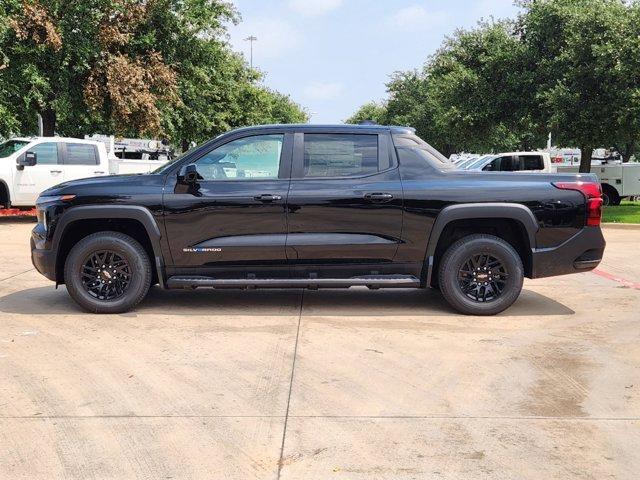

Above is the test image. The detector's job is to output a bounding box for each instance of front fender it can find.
[51,205,165,287]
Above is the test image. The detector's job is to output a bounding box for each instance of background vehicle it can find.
[0,137,169,208]
[31,125,604,316]
[462,152,556,173]
[85,134,173,161]
[558,163,640,205]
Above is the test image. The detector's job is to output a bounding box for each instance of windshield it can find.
[0,140,29,158]
[456,157,479,169]
[463,156,491,170]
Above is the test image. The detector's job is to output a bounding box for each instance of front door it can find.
[13,142,64,206]
[163,132,292,272]
[286,130,404,268]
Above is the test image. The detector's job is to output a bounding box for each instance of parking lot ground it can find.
[0,219,639,479]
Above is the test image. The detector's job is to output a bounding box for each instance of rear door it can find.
[163,131,293,271]
[286,129,403,267]
[60,142,107,182]
[13,141,64,206]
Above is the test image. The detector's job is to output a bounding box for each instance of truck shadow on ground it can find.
[0,285,575,317]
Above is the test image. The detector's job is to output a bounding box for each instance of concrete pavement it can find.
[0,219,638,479]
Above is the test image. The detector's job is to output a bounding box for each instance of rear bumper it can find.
[531,227,605,278]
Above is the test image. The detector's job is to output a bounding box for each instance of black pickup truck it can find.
[31,124,605,315]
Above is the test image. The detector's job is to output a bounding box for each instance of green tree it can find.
[345,101,388,125]
[347,22,544,156]
[0,3,19,137]
[426,22,543,154]
[1,0,182,136]
[519,0,631,172]
[0,0,307,143]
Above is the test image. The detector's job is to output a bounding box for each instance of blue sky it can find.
[228,0,519,123]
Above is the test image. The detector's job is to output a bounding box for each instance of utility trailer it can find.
[557,163,640,205]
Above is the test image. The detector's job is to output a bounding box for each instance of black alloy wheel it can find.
[64,231,152,313]
[457,253,508,303]
[438,234,524,316]
[81,250,132,300]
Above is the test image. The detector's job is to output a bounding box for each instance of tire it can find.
[64,231,152,314]
[601,185,620,207]
[610,195,623,206]
[438,234,524,316]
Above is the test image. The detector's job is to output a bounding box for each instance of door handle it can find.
[94,171,105,174]
[254,194,282,202]
[364,192,393,202]
[49,170,62,174]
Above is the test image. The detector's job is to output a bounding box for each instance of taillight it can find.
[553,181,603,226]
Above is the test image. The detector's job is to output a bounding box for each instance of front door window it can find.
[195,134,283,181]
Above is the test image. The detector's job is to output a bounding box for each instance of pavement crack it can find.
[0,268,34,283]
[277,289,304,480]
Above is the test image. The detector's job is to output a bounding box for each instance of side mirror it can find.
[178,163,200,184]
[17,151,37,170]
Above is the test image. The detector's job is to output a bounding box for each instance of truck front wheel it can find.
[64,231,152,313]
[438,234,524,316]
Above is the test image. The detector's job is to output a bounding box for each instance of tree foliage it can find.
[0,0,307,142]
[345,101,388,125]
[348,0,640,170]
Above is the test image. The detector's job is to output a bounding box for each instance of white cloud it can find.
[288,0,343,17]
[230,18,301,61]
[389,5,449,31]
[302,81,345,101]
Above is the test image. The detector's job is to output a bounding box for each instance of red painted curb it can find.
[592,268,640,290]
[0,208,36,217]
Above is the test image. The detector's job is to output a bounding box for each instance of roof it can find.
[499,151,549,156]
[229,124,416,134]
[9,136,102,145]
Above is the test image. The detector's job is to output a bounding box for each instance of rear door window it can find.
[520,155,544,170]
[302,134,380,178]
[65,144,99,165]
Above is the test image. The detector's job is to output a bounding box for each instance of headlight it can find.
[35,195,75,231]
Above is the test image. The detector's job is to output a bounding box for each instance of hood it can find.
[41,173,164,197]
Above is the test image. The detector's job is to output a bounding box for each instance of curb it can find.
[602,222,640,230]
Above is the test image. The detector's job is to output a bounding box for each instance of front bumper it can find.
[531,226,605,278]
[30,225,57,282]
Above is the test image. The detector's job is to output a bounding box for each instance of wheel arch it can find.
[424,203,539,287]
[52,206,165,286]
[0,179,10,208]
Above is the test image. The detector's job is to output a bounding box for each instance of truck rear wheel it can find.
[64,232,152,313]
[438,234,523,316]
[601,184,620,206]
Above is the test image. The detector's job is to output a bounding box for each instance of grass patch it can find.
[602,200,640,224]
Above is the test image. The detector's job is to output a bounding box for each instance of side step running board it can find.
[166,275,421,290]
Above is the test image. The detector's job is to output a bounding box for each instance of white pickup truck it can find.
[557,163,640,205]
[0,137,168,208]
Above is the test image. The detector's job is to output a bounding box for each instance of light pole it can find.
[244,35,257,69]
